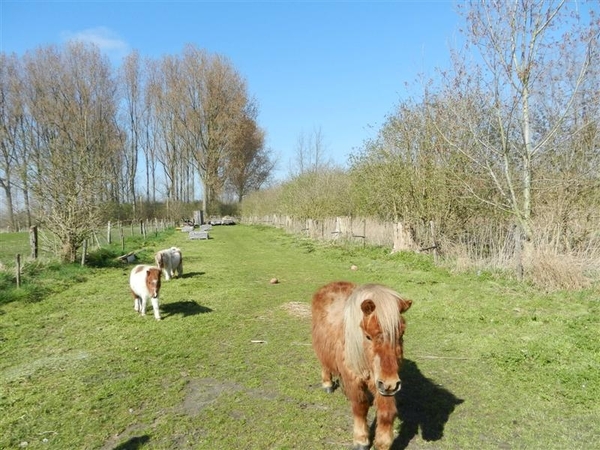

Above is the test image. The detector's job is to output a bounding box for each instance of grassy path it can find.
[1,225,598,449]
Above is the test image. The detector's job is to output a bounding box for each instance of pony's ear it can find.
[399,298,412,313]
[360,299,376,316]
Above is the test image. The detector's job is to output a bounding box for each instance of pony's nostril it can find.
[377,379,401,395]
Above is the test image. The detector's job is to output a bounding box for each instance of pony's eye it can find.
[365,335,372,341]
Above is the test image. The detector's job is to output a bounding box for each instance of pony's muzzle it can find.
[377,379,401,396]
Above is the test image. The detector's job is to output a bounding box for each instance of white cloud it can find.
[61,26,129,56]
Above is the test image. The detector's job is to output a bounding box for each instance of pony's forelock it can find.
[344,284,404,376]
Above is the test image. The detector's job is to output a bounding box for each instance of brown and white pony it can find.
[129,264,162,320]
[155,247,183,280]
[311,281,412,450]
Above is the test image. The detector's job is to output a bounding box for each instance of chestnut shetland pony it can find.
[311,281,412,450]
[129,264,162,320]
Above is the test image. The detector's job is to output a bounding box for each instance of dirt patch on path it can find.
[1,350,90,382]
[281,301,311,319]
[180,378,242,416]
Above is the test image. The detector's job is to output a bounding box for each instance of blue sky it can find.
[1,1,462,180]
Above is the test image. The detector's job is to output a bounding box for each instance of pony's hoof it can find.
[353,445,370,450]
[322,380,338,393]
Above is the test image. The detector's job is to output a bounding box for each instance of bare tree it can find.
[141,59,160,205]
[436,0,599,268]
[226,104,276,202]
[1,40,268,233]
[146,54,183,209]
[23,42,121,262]
[0,53,20,229]
[178,45,250,216]
[290,126,332,176]
[142,46,255,217]
[120,50,144,215]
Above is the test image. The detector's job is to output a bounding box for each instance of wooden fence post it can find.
[363,219,367,248]
[16,254,21,288]
[107,221,112,245]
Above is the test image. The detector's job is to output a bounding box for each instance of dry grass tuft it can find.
[527,250,593,292]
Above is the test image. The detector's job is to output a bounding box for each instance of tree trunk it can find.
[0,178,16,230]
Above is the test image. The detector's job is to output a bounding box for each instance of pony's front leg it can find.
[320,368,334,393]
[150,296,161,320]
[140,296,147,316]
[351,398,370,450]
[373,395,397,450]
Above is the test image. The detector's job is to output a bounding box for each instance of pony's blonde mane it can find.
[343,284,403,376]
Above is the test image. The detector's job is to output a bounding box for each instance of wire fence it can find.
[0,219,176,269]
[241,215,440,256]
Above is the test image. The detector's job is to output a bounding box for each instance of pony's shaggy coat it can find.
[311,281,412,450]
[129,264,162,320]
[155,247,183,280]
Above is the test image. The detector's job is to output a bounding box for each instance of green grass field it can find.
[0,224,158,268]
[0,231,36,264]
[0,225,598,449]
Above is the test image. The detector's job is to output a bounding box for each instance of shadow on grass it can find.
[113,435,150,449]
[180,271,205,279]
[162,300,213,317]
[391,359,464,449]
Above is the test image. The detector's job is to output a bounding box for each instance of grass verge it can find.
[0,225,598,449]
